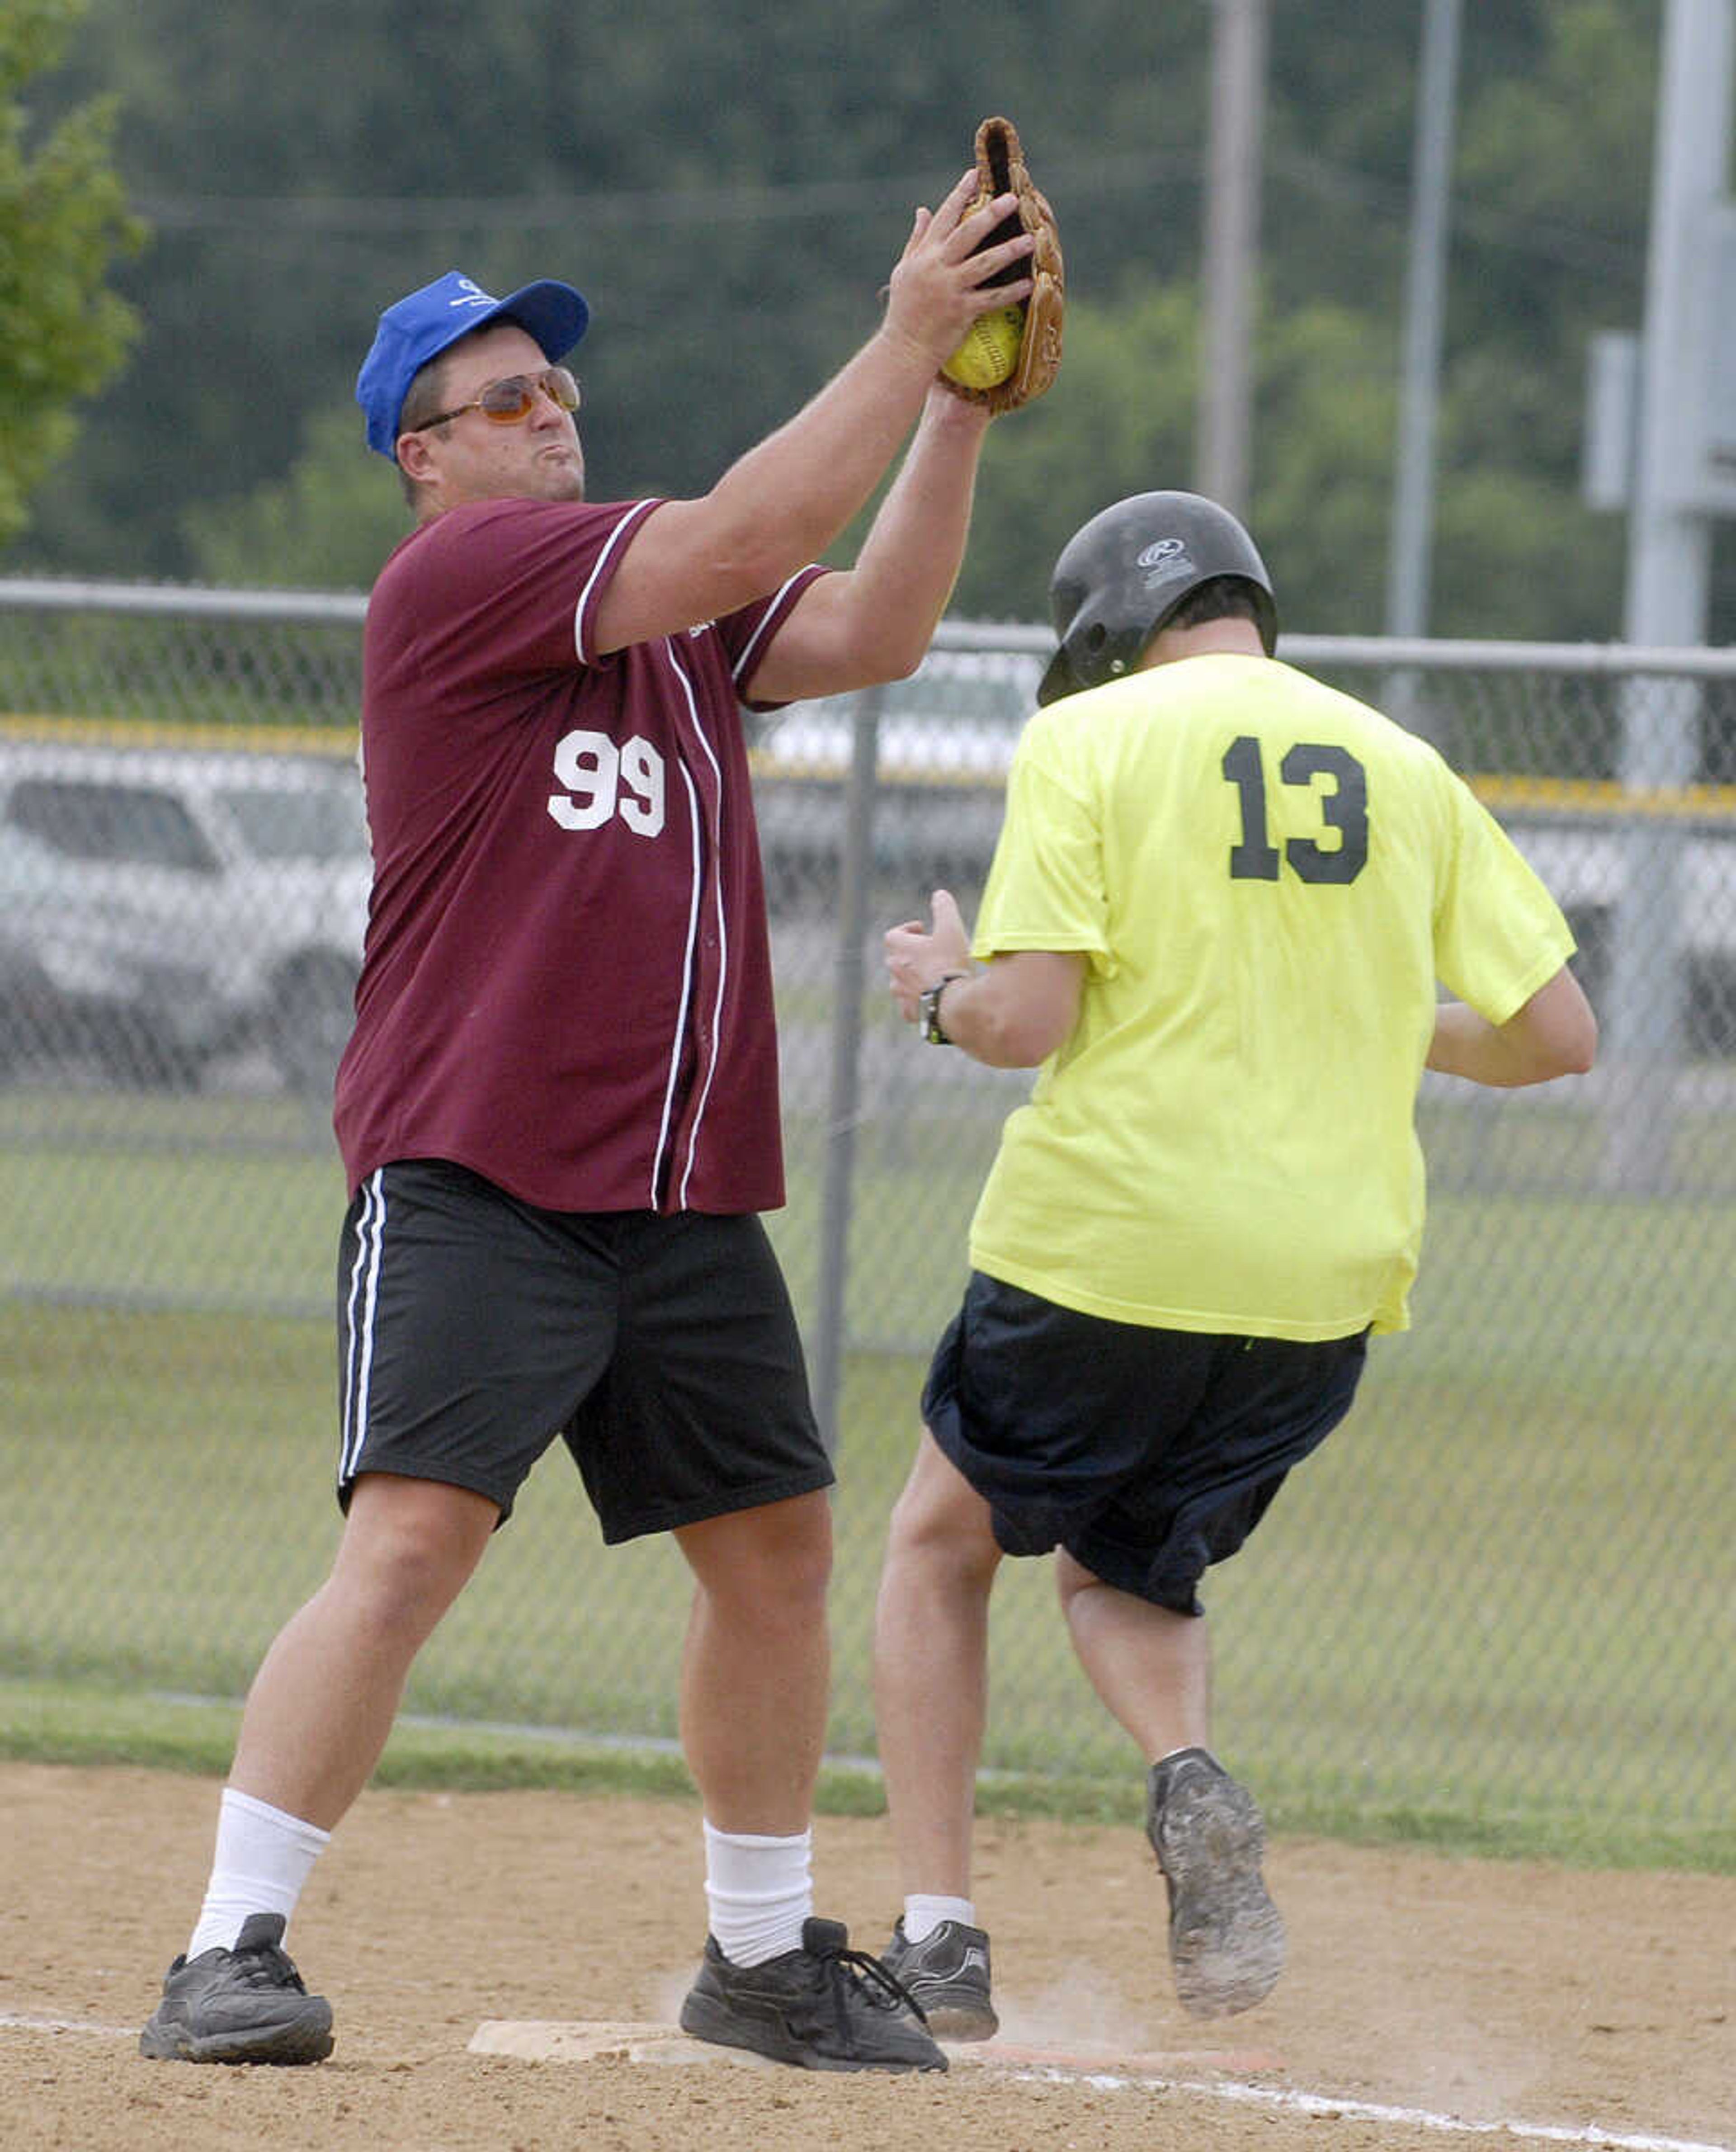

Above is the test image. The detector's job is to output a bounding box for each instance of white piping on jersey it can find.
[571,498,662,665]
[663,636,731,1209]
[650,750,706,1208]
[339,1169,387,1485]
[731,568,812,688]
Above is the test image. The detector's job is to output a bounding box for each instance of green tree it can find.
[958,280,1396,634]
[953,281,1200,619]
[182,404,410,590]
[1,0,1678,645]
[0,0,141,548]
[1431,0,1655,639]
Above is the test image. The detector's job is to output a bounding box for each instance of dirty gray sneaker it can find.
[881,1916,998,2040]
[1146,1748,1284,2016]
[679,1916,946,2072]
[139,1912,335,2064]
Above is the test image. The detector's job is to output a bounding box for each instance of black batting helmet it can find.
[1037,490,1278,706]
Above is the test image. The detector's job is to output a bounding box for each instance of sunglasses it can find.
[415,365,581,431]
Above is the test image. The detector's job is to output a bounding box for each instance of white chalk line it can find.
[0,2011,137,2039]
[1,2007,1726,2152]
[991,2060,1731,2152]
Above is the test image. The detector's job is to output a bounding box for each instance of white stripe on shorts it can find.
[339,1168,387,1485]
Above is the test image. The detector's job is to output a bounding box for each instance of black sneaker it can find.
[139,1912,335,2064]
[881,1917,998,2040]
[1146,1748,1285,2017]
[679,1916,947,2072]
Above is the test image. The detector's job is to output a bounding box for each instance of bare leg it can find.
[872,1434,1003,1898]
[227,1473,499,1829]
[1054,1548,1212,1764]
[671,1490,951,2066]
[674,1489,833,1833]
[1057,1554,1284,2016]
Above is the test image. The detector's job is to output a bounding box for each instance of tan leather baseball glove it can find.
[939,115,1065,416]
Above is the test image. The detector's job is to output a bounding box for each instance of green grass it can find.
[0,1088,345,1314]
[2,1089,1734,1874]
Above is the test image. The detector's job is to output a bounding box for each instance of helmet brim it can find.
[1036,647,1078,707]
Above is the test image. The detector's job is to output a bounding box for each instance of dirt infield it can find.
[1,1761,1730,2152]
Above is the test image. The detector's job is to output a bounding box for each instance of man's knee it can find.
[680,1489,833,1614]
[335,1473,498,1626]
[887,1436,999,1578]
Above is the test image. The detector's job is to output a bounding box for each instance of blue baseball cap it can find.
[355,269,590,458]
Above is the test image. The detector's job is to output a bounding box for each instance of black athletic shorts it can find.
[921,1270,1369,1614]
[335,1160,832,1540]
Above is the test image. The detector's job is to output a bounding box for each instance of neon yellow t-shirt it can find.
[967,654,1575,1338]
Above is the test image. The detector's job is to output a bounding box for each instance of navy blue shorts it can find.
[921,1271,1368,1614]
[335,1160,832,1541]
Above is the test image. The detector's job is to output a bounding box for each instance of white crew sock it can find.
[185,1788,331,1959]
[702,1820,813,1967]
[902,1893,977,1944]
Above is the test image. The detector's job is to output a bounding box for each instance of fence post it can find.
[1600,675,1698,1193]
[809,684,883,1455]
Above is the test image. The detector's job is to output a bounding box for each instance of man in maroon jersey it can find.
[141,174,1039,2075]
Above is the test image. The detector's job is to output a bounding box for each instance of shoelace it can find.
[226,1938,308,1993]
[811,1935,931,2039]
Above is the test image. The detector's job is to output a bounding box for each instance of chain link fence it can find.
[1,580,1731,1858]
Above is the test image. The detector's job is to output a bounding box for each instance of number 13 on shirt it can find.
[1222,735,1368,885]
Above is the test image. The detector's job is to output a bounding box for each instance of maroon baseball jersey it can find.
[333,494,825,1214]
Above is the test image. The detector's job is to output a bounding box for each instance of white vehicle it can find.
[1506,814,1736,1054]
[0,735,370,1092]
[749,661,1034,915]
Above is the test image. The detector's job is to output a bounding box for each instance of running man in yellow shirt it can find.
[875,491,1596,2037]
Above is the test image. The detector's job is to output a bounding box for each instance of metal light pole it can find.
[1603,0,1733,1190]
[1622,0,1730,656]
[1385,0,1463,640]
[1197,0,1268,514]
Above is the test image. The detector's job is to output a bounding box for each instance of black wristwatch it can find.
[919,971,970,1045]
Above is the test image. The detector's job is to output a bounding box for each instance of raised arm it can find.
[590,178,1033,657]
[746,387,991,704]
[1426,964,1598,1087]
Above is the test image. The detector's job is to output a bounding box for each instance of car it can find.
[748,656,1036,914]
[0,819,236,1085]
[0,734,370,1093]
[1506,815,1736,1056]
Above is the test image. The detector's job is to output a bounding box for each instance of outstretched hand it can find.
[882,175,1035,373]
[884,887,973,1025]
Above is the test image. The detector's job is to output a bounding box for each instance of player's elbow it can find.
[1519,1032,1596,1085]
[885,618,940,679]
[1506,972,1599,1084]
[1556,1003,1598,1077]
[851,629,929,687]
[1540,969,1599,1078]
[775,621,931,703]
[811,603,934,688]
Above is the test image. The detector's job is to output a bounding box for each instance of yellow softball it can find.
[942,303,1024,391]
